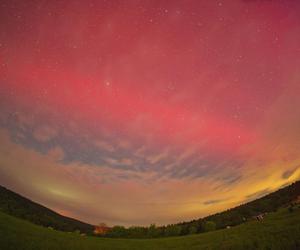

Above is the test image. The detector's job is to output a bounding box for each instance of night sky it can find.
[0,0,300,226]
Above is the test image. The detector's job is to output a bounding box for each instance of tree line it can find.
[101,180,300,238]
[0,180,299,238]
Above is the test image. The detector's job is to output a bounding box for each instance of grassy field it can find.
[0,208,300,250]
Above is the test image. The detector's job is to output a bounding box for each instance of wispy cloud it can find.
[33,126,58,142]
[245,188,270,200]
[203,198,228,205]
[282,167,299,180]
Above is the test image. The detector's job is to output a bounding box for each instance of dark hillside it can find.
[0,180,299,238]
[177,180,300,235]
[0,186,94,234]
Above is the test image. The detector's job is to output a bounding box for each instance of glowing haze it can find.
[0,0,300,226]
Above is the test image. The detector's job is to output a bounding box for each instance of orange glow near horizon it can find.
[0,0,300,226]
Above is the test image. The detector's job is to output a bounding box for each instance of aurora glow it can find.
[0,0,300,226]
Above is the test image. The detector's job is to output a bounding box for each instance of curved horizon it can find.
[1,0,300,226]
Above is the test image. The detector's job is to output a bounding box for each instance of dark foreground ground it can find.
[0,207,300,250]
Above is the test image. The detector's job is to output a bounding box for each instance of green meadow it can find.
[1,207,300,250]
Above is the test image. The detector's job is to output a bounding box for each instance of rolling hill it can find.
[0,181,300,249]
[0,206,300,249]
[0,181,300,238]
[0,186,94,234]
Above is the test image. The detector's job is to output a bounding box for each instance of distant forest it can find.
[0,180,299,238]
[105,181,300,238]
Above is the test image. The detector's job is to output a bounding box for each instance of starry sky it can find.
[0,0,300,226]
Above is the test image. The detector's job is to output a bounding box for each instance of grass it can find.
[0,208,300,250]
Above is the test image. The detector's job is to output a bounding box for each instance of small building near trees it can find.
[94,223,111,235]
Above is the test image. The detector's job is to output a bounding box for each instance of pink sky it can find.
[0,0,300,226]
